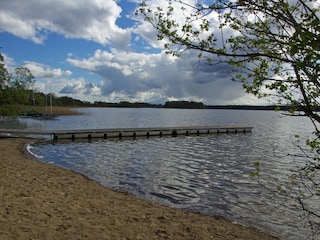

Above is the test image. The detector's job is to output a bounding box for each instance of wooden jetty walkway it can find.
[0,126,252,140]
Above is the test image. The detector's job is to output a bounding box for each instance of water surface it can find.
[1,108,317,239]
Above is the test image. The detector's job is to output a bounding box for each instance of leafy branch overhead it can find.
[138,0,320,124]
[138,0,320,233]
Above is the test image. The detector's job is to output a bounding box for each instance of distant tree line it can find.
[93,101,206,109]
[164,101,205,109]
[92,101,162,108]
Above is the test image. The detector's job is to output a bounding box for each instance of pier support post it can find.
[172,129,177,137]
[53,134,58,140]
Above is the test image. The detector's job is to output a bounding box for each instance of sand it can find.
[0,138,278,240]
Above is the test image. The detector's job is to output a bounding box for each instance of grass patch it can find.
[37,106,83,115]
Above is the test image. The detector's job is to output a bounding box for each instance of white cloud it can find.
[66,47,262,104]
[59,78,101,96]
[33,77,102,103]
[133,0,226,50]
[24,62,72,79]
[0,0,131,46]
[20,62,102,102]
[2,54,16,72]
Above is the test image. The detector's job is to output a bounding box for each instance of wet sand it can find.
[0,138,278,240]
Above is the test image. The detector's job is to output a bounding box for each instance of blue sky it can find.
[0,0,265,105]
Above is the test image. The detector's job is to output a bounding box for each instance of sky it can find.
[0,0,267,105]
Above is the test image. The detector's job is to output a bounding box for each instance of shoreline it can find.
[0,138,278,239]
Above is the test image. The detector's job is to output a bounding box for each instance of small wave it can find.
[150,192,180,204]
[26,144,44,159]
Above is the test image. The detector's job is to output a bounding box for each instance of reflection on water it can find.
[0,117,29,129]
[10,108,318,239]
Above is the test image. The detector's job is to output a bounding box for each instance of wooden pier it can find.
[52,126,252,140]
[0,126,252,140]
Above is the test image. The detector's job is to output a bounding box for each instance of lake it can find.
[1,108,318,239]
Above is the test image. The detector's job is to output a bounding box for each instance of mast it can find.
[45,85,48,112]
[50,85,53,114]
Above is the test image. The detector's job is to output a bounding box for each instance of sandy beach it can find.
[0,138,278,240]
